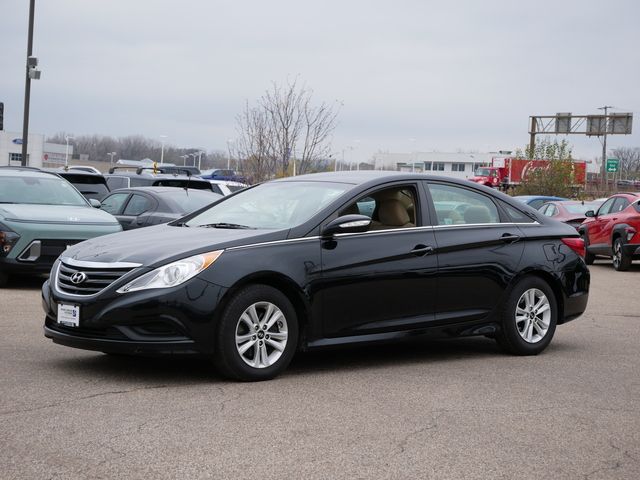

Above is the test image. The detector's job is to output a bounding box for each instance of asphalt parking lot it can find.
[1,261,639,480]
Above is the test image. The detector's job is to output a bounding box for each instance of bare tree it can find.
[611,147,640,179]
[235,79,340,181]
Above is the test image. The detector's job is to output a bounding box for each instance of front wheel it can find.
[213,284,298,381]
[496,277,557,355]
[612,237,632,271]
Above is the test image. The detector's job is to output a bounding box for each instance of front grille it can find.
[57,261,134,296]
[18,239,81,265]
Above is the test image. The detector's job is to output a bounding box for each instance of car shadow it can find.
[45,334,576,384]
[3,274,48,291]
[589,259,640,271]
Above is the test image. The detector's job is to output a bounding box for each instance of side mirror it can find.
[584,210,595,218]
[322,214,371,238]
[89,198,101,208]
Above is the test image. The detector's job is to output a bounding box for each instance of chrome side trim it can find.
[60,257,143,269]
[432,222,540,229]
[226,236,321,251]
[227,222,541,248]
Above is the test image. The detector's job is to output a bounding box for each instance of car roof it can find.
[514,195,566,200]
[44,168,106,179]
[108,186,218,195]
[0,166,62,179]
[273,170,464,185]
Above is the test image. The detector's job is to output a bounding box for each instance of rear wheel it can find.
[213,284,298,381]
[496,276,557,355]
[612,237,632,271]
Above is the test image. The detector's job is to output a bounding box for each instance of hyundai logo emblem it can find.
[70,272,87,285]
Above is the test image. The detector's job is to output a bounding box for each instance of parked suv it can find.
[0,167,122,286]
[43,168,111,202]
[580,193,640,270]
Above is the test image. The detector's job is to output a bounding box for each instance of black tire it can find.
[213,284,298,381]
[495,276,558,356]
[0,271,8,288]
[612,237,632,271]
[581,232,595,265]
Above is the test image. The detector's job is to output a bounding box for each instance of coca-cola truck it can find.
[470,157,587,190]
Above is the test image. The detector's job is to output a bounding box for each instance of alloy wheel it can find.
[613,240,622,269]
[235,301,288,368]
[515,288,551,344]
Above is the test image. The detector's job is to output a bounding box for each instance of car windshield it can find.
[161,190,222,214]
[564,203,600,214]
[0,175,88,206]
[185,181,352,229]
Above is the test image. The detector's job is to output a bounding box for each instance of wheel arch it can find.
[508,269,566,324]
[217,271,312,348]
[611,223,631,243]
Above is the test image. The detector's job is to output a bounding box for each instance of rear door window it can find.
[123,194,153,216]
[611,197,630,213]
[428,183,500,225]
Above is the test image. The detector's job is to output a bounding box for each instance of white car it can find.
[66,165,103,174]
[207,179,248,196]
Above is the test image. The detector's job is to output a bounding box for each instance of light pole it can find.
[188,153,197,166]
[108,152,116,166]
[20,0,41,166]
[408,138,416,173]
[226,139,234,170]
[65,135,74,167]
[180,154,188,165]
[597,106,613,190]
[196,151,204,170]
[159,135,167,165]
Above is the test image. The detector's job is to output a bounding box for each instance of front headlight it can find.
[116,250,223,293]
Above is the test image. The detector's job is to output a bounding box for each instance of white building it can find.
[0,130,71,168]
[372,151,505,180]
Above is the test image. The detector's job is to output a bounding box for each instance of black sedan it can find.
[42,172,590,381]
[100,187,222,230]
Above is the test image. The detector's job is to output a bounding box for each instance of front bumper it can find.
[623,243,640,258]
[42,276,228,356]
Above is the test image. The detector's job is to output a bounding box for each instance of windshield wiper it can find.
[199,222,254,229]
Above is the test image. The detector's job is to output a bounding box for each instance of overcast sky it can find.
[1,0,639,162]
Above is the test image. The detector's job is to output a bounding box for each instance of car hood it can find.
[0,204,119,225]
[62,224,289,267]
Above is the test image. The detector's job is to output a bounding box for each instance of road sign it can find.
[606,158,619,173]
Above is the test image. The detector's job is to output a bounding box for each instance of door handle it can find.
[500,233,521,243]
[410,244,434,256]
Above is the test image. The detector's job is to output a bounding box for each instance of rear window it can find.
[564,203,599,214]
[162,190,221,214]
[153,180,211,190]
[106,177,129,190]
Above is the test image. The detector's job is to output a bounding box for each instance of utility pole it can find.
[598,105,613,190]
[20,0,36,166]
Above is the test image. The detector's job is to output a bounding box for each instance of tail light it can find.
[561,237,585,257]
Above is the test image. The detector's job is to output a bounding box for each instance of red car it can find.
[579,193,640,270]
[538,200,604,230]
